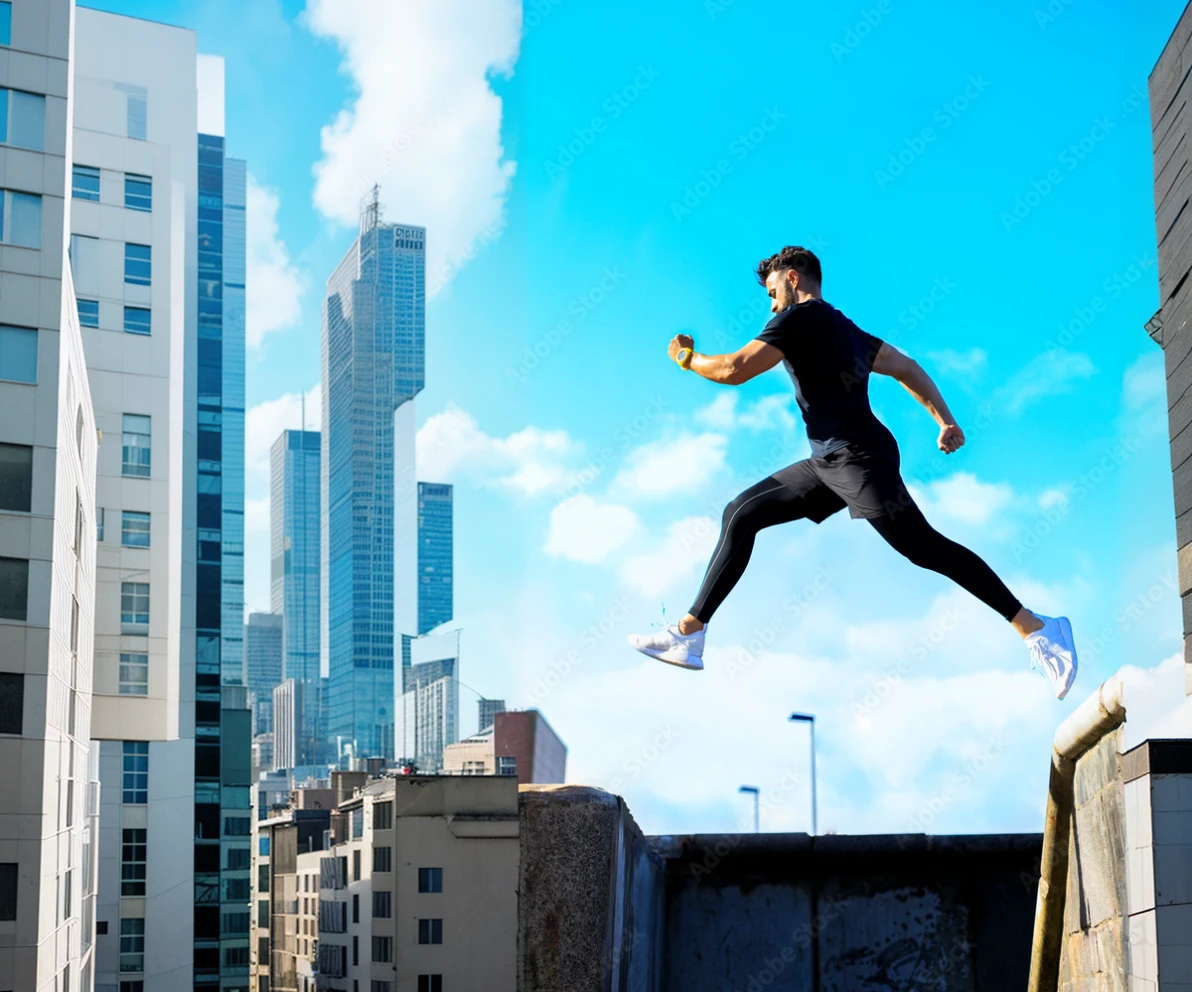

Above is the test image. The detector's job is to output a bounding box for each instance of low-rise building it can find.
[442,709,567,784]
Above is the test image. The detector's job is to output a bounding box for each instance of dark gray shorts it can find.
[769,443,915,522]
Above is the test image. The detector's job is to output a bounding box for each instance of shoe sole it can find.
[631,642,703,671]
[1055,616,1078,700]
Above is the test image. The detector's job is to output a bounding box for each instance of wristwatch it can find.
[676,347,694,370]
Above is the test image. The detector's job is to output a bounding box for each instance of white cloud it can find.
[927,347,988,376]
[1123,351,1165,411]
[304,0,520,295]
[244,384,321,480]
[694,393,796,432]
[416,402,581,496]
[544,495,639,564]
[1003,349,1095,414]
[1119,652,1192,750]
[246,175,305,350]
[619,515,719,598]
[610,432,729,500]
[908,471,1017,526]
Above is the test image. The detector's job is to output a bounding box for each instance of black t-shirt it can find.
[754,298,898,459]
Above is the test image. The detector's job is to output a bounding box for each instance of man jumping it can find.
[626,245,1078,699]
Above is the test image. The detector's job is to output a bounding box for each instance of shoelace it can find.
[1028,635,1059,680]
[648,602,673,633]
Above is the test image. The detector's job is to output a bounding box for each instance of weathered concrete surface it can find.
[518,784,664,992]
[656,833,1041,992]
[1057,727,1128,992]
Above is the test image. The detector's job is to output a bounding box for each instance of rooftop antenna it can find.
[360,184,381,236]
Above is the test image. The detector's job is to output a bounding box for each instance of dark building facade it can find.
[1149,4,1192,696]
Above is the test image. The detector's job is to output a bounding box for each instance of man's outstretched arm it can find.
[871,342,965,454]
[667,335,784,385]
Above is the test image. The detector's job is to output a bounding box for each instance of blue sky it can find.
[90,0,1191,835]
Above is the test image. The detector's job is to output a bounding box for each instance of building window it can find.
[121,829,146,896]
[352,933,358,967]
[123,306,151,336]
[72,164,100,201]
[124,243,151,285]
[371,936,393,963]
[373,983,394,992]
[0,324,37,382]
[0,862,13,920]
[127,93,146,140]
[122,742,148,803]
[121,510,150,548]
[118,653,148,696]
[417,978,443,992]
[119,917,145,972]
[0,190,41,248]
[224,877,250,901]
[76,299,99,328]
[0,3,10,46]
[417,919,443,945]
[227,848,250,870]
[224,817,251,836]
[124,173,151,211]
[372,891,391,918]
[0,443,32,511]
[225,946,249,967]
[373,801,392,830]
[258,835,269,856]
[0,556,28,620]
[120,581,149,634]
[122,414,151,477]
[373,847,391,873]
[352,848,361,881]
[418,868,442,894]
[0,673,21,733]
[68,233,99,290]
[97,507,105,542]
[119,983,144,992]
[352,892,359,924]
[497,755,517,776]
[351,807,363,838]
[1,88,45,151]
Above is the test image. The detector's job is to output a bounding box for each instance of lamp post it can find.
[739,785,760,833]
[789,712,817,836]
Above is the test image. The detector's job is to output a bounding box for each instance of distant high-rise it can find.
[479,698,507,733]
[245,612,283,732]
[417,481,454,634]
[271,428,322,764]
[398,629,460,772]
[322,199,424,762]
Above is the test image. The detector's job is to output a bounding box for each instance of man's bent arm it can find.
[871,342,958,427]
[687,339,784,385]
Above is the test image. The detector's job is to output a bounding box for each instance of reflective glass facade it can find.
[417,482,453,634]
[271,429,322,764]
[195,135,250,990]
[322,218,425,761]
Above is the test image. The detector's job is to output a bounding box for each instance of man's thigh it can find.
[768,459,848,524]
[816,446,917,521]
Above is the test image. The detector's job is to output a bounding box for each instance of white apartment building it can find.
[69,9,227,992]
[0,5,101,992]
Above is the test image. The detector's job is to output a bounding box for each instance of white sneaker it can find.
[1025,614,1078,699]
[627,622,705,671]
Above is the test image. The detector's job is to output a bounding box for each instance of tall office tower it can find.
[270,428,321,765]
[417,481,453,634]
[244,612,282,733]
[397,629,460,773]
[69,8,210,992]
[195,62,251,992]
[0,4,101,990]
[322,199,424,763]
[478,698,507,734]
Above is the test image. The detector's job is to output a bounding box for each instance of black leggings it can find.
[688,476,1023,624]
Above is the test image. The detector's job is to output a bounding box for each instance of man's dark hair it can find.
[755,246,822,288]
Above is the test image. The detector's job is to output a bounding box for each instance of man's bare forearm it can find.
[688,351,740,385]
[898,361,957,426]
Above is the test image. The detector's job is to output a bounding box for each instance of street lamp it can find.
[739,785,760,833]
[789,712,817,836]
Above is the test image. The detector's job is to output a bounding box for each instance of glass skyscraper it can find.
[196,133,251,990]
[322,206,425,761]
[417,481,454,634]
[271,428,322,765]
